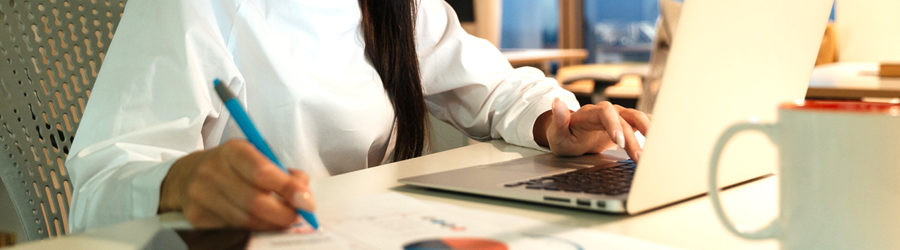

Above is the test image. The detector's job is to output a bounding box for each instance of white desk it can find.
[502,49,590,74]
[501,49,589,67]
[11,141,780,249]
[557,62,900,102]
[806,62,900,99]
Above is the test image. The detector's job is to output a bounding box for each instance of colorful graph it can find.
[422,216,466,232]
[403,237,508,250]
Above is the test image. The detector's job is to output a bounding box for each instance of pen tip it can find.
[213,78,221,86]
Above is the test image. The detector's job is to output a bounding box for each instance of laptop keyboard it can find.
[503,160,636,196]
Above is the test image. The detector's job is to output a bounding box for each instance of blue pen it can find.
[213,78,319,230]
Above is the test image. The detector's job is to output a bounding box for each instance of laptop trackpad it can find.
[474,153,610,174]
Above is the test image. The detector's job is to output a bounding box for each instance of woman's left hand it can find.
[534,98,651,162]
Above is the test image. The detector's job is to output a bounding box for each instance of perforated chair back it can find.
[0,0,125,241]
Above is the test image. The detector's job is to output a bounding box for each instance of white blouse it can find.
[66,0,580,232]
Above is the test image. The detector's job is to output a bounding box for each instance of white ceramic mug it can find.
[708,100,900,249]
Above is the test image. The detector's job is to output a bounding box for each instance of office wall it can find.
[836,0,900,62]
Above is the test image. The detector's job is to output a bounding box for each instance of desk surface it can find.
[807,62,900,99]
[502,49,589,66]
[11,141,780,249]
[557,62,900,101]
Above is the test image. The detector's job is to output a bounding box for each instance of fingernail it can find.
[551,98,558,111]
[615,130,625,149]
[293,192,311,209]
[553,99,567,128]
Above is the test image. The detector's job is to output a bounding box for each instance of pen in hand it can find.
[213,78,319,230]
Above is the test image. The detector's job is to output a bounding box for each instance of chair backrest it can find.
[636,0,681,114]
[0,0,126,241]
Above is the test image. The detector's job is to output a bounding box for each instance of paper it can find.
[246,193,681,250]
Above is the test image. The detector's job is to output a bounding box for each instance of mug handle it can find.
[708,122,780,240]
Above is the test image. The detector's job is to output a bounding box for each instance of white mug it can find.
[708,100,900,249]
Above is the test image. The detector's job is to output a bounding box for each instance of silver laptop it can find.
[401,0,834,214]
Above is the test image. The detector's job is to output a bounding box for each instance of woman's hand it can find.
[159,139,315,230]
[534,98,651,162]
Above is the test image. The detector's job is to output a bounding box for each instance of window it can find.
[583,0,661,63]
[500,0,559,49]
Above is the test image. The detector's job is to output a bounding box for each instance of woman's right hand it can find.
[159,139,315,230]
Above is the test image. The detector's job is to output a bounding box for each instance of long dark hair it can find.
[357,0,426,161]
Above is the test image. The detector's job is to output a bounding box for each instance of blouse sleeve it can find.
[415,0,581,150]
[65,0,242,233]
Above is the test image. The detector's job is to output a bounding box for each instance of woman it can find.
[66,0,649,232]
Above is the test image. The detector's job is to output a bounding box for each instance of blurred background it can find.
[431,0,899,154]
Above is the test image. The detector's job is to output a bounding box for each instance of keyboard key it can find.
[510,163,637,195]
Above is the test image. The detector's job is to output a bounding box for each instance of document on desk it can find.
[246,192,681,250]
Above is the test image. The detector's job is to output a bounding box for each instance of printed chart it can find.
[403,237,507,250]
[246,193,680,250]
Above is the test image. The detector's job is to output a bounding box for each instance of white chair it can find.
[0,0,126,242]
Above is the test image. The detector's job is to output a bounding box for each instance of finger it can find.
[183,182,233,229]
[619,116,642,162]
[246,191,301,228]
[613,105,652,121]
[211,161,257,214]
[190,178,251,227]
[549,98,572,138]
[288,169,317,212]
[289,169,310,187]
[220,140,282,185]
[220,140,313,211]
[573,102,624,148]
[211,168,297,228]
[619,109,651,136]
[286,181,316,212]
[185,168,236,228]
